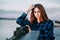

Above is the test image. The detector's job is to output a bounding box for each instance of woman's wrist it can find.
[25,9,30,14]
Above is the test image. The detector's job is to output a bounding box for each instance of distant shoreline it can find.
[0,17,60,27]
[0,17,16,20]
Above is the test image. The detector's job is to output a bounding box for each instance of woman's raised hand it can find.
[25,5,35,14]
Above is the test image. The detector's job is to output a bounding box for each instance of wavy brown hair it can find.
[30,4,49,23]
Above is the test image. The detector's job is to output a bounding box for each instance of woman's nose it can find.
[36,13,38,15]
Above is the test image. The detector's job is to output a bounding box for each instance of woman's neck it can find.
[37,18,43,23]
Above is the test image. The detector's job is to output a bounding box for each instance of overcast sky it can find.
[0,0,60,11]
[0,0,60,20]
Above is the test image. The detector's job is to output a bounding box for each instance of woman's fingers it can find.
[29,5,35,11]
[25,4,35,14]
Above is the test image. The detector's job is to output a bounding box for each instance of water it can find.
[0,20,19,40]
[0,20,60,40]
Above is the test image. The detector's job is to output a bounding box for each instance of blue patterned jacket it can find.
[16,12,55,40]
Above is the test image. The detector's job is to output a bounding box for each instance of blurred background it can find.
[0,0,60,40]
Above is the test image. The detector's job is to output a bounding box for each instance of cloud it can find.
[45,2,60,8]
[47,10,60,20]
[0,0,60,11]
[0,0,60,20]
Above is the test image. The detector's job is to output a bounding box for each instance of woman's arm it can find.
[16,12,30,26]
[44,20,54,33]
[25,5,35,14]
[43,20,54,38]
[16,5,35,26]
[39,20,55,40]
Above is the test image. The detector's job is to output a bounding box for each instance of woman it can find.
[16,4,55,40]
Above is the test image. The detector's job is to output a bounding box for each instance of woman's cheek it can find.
[34,13,37,18]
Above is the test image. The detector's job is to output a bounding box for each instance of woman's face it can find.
[34,7,41,19]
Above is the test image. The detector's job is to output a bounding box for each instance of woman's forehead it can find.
[34,7,40,11]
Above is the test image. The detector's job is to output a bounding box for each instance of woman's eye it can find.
[34,12,36,13]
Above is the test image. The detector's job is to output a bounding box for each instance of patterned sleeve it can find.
[43,20,54,39]
[44,20,54,34]
[16,12,30,26]
[39,20,55,40]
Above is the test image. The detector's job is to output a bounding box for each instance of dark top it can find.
[16,12,55,40]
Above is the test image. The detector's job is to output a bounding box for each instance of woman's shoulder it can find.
[47,19,53,22]
[43,20,54,27]
[43,19,53,23]
[46,20,54,25]
[48,20,53,23]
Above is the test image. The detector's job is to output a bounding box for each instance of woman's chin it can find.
[36,17,40,19]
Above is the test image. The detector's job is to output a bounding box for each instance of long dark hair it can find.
[30,4,49,23]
